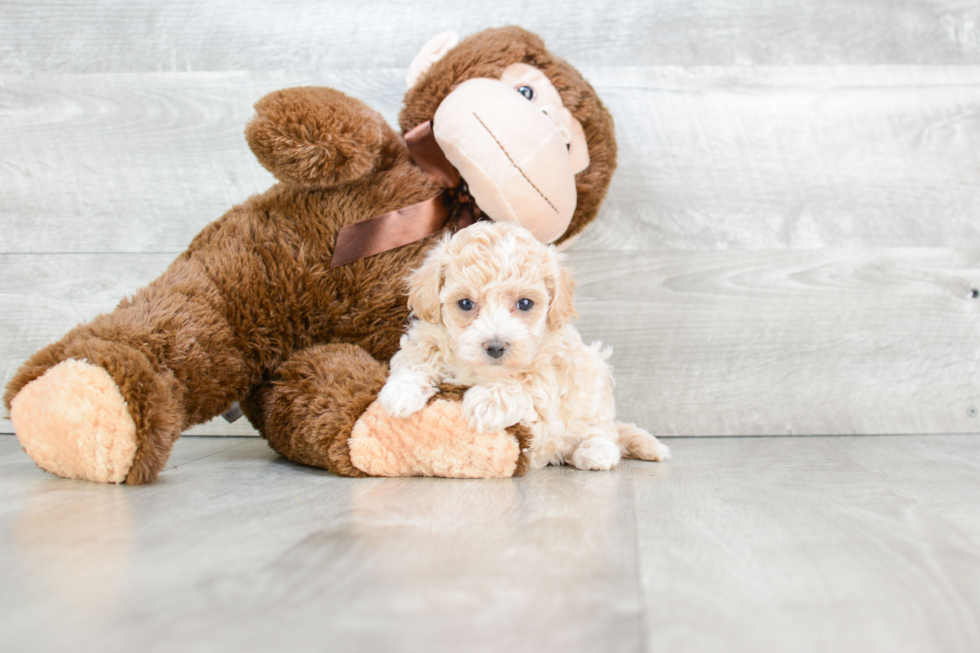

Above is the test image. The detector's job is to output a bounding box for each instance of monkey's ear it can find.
[407,237,449,323]
[547,266,578,331]
[406,30,459,89]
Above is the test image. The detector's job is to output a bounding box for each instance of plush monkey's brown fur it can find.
[4,27,616,483]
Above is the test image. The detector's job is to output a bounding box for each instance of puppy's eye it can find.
[457,298,475,311]
[517,85,534,101]
[517,298,534,311]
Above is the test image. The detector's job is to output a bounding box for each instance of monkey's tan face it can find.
[432,63,590,244]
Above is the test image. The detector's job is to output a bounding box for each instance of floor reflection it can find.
[13,482,133,615]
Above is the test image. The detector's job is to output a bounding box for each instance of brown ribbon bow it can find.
[330,121,481,268]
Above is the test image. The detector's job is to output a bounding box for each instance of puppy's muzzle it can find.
[483,339,508,360]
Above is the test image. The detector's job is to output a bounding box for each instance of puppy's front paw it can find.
[572,437,621,471]
[462,386,510,433]
[378,372,435,418]
[462,384,534,433]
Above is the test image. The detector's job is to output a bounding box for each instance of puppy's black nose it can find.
[484,339,507,359]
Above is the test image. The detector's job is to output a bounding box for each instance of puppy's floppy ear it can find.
[407,237,448,323]
[547,266,578,330]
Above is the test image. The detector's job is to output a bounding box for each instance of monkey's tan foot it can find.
[10,359,138,483]
[350,389,531,478]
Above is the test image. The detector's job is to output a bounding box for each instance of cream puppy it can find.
[378,222,669,471]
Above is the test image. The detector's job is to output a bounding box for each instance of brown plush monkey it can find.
[4,27,617,483]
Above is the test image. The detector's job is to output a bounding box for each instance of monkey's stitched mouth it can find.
[471,111,559,214]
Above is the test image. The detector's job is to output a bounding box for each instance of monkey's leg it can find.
[5,251,262,485]
[243,343,530,478]
[241,343,387,478]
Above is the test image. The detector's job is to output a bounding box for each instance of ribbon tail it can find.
[456,206,479,231]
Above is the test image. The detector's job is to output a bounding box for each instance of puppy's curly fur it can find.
[379,222,669,471]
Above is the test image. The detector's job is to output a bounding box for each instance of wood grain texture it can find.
[0,71,403,254]
[2,435,979,652]
[3,67,980,253]
[575,66,980,251]
[3,0,980,73]
[565,248,980,436]
[634,435,980,652]
[2,250,978,438]
[0,436,646,653]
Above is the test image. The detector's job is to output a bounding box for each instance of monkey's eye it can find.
[517,298,534,311]
[517,85,534,101]
[458,298,475,311]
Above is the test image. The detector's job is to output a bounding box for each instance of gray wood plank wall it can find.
[2,0,979,436]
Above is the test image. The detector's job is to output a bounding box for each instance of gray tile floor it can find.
[2,434,979,653]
